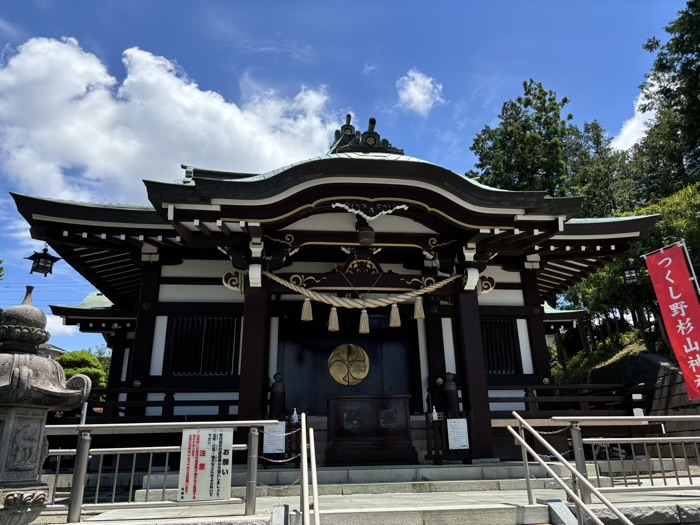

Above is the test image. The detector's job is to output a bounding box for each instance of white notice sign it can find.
[446,418,470,450]
[177,427,233,502]
[263,421,286,454]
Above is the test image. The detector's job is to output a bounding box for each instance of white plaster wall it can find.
[280,213,437,234]
[145,393,164,417]
[478,289,524,306]
[441,318,457,374]
[158,285,244,302]
[482,266,521,283]
[174,392,240,416]
[416,319,429,413]
[145,392,240,417]
[149,316,167,376]
[489,389,526,411]
[161,259,232,278]
[516,319,535,374]
[120,347,130,382]
[268,317,279,381]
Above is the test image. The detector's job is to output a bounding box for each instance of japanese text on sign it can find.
[646,244,700,400]
[177,427,233,502]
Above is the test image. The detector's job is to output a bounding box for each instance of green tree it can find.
[567,121,638,217]
[0,260,4,282]
[641,0,700,178]
[56,350,107,389]
[567,184,700,355]
[628,109,692,202]
[89,345,111,378]
[468,79,574,196]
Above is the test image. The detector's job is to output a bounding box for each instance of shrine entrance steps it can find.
[85,463,700,525]
[120,462,563,525]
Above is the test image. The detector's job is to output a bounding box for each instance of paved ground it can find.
[30,485,700,525]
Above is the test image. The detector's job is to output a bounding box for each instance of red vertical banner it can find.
[646,244,700,400]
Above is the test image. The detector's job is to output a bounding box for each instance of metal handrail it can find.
[509,411,634,525]
[45,418,277,523]
[46,419,278,435]
[553,415,700,422]
[300,412,310,525]
[584,437,699,444]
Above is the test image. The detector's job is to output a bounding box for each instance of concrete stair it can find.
[136,461,572,501]
[130,462,567,524]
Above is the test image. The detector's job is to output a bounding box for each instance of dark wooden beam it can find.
[193,219,213,237]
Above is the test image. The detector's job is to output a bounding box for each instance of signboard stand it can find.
[177,427,234,502]
[446,418,469,450]
[263,421,286,454]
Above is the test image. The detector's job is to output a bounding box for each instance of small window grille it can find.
[481,317,521,374]
[167,315,240,376]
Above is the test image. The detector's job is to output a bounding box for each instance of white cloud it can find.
[46,314,78,337]
[396,69,445,117]
[611,93,656,150]
[0,37,338,204]
[362,63,376,75]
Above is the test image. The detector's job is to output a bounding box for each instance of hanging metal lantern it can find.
[26,245,61,277]
[622,264,640,285]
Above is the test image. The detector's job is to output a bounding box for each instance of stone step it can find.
[88,501,552,525]
[140,462,570,489]
[135,477,568,501]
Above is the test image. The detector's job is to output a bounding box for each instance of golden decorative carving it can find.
[345,259,379,274]
[222,271,244,294]
[289,274,326,287]
[428,238,456,250]
[479,275,496,295]
[400,276,437,287]
[264,233,295,246]
[328,344,370,386]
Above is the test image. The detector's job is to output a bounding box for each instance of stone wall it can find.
[591,353,700,438]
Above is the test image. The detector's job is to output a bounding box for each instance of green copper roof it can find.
[566,215,658,224]
[543,302,587,315]
[77,292,114,309]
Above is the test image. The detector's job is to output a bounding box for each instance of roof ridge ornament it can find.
[330,115,404,155]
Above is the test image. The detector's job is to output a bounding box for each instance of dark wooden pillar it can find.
[130,264,161,384]
[107,331,126,389]
[238,286,270,420]
[105,330,127,418]
[128,264,161,415]
[454,291,493,459]
[521,271,550,379]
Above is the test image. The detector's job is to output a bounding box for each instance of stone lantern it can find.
[0,286,91,525]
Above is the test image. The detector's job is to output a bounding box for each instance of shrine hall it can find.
[12,116,657,463]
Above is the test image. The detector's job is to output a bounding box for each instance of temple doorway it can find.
[277,306,422,415]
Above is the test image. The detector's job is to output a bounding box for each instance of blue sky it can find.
[0,0,685,351]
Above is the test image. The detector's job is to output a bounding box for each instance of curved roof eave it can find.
[11,193,164,225]
[147,156,583,219]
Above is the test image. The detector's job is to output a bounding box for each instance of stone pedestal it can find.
[0,407,48,486]
[0,287,91,525]
[0,487,48,525]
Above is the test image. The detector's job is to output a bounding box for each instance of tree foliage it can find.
[567,121,638,217]
[0,260,3,282]
[56,350,107,389]
[641,0,700,177]
[468,79,575,196]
